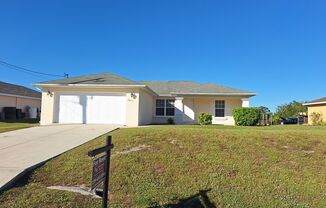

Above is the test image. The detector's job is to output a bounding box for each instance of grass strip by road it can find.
[0,120,39,133]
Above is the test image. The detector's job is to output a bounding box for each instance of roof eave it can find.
[143,86,159,96]
[33,83,147,88]
[0,92,41,100]
[303,101,326,106]
[33,83,159,96]
[168,92,256,97]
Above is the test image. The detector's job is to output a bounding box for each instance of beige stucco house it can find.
[34,73,255,126]
[0,81,41,119]
[303,97,326,125]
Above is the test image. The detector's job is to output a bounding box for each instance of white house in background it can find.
[34,73,255,126]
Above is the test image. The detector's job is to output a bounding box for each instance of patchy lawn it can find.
[0,125,325,207]
[0,119,39,133]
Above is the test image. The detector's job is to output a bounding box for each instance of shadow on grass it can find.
[0,161,44,194]
[151,189,216,208]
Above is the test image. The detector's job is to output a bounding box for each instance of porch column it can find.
[174,97,184,123]
[241,98,250,107]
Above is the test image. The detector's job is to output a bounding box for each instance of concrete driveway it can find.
[0,124,120,191]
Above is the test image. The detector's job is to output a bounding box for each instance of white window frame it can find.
[155,99,175,117]
[215,100,225,117]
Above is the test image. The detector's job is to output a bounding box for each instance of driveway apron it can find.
[0,124,120,191]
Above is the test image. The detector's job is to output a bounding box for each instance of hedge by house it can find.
[232,107,261,126]
[198,112,212,125]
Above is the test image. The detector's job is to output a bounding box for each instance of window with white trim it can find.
[215,100,225,117]
[156,99,175,116]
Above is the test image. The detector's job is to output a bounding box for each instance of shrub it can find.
[167,117,175,124]
[272,114,281,125]
[274,101,307,119]
[233,107,261,126]
[198,112,212,125]
[310,112,323,125]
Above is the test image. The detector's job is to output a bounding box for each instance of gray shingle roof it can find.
[35,73,141,86]
[0,81,41,98]
[35,73,255,96]
[140,81,254,96]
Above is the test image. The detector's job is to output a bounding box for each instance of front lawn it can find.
[0,125,325,207]
[0,119,39,133]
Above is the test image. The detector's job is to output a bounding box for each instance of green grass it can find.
[0,119,39,133]
[0,125,325,207]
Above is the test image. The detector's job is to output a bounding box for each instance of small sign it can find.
[91,154,106,190]
[88,135,113,208]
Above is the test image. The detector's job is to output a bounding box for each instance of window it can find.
[156,99,175,116]
[215,100,225,117]
[165,99,175,116]
[156,99,165,116]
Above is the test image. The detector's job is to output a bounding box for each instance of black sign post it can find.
[88,136,114,208]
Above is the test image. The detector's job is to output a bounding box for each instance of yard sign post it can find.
[88,136,114,208]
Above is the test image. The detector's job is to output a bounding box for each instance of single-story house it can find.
[303,97,326,125]
[0,81,41,119]
[34,73,256,126]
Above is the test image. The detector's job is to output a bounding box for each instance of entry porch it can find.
[152,96,250,125]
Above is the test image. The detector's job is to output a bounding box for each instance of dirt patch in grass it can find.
[321,148,326,155]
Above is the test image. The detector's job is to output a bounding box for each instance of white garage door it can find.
[58,94,126,124]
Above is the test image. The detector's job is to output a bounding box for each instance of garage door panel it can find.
[58,94,126,124]
[86,95,126,124]
[58,95,84,123]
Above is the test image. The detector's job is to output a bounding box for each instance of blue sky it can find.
[1,0,325,111]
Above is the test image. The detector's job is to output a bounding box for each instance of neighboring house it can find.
[0,81,41,118]
[303,97,326,125]
[34,73,255,126]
